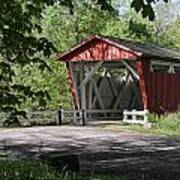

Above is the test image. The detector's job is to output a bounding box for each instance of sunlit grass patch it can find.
[100,113,180,137]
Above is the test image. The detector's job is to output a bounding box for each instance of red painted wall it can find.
[137,60,180,114]
[63,39,137,61]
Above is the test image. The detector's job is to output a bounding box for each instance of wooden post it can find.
[112,73,129,109]
[69,62,80,109]
[144,109,149,123]
[92,78,105,110]
[79,61,103,122]
[80,61,103,88]
[73,110,77,125]
[82,109,86,126]
[143,109,151,128]
[123,110,128,121]
[122,60,140,80]
[80,85,86,110]
[136,59,149,110]
[57,109,64,125]
[132,109,136,121]
[88,80,93,119]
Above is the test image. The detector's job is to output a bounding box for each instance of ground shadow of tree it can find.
[0,132,180,180]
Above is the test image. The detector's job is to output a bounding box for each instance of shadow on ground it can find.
[0,126,180,180]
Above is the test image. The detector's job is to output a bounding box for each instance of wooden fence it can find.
[58,109,123,125]
[123,109,150,126]
[0,111,57,126]
[0,109,150,126]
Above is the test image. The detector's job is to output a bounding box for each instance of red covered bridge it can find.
[58,35,180,122]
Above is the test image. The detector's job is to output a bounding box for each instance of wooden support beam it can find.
[112,73,130,109]
[79,62,103,121]
[151,61,180,67]
[128,82,141,109]
[66,63,80,110]
[87,80,93,119]
[80,62,84,82]
[136,59,148,109]
[122,60,140,80]
[91,69,110,108]
[80,85,86,110]
[69,62,80,110]
[88,80,93,109]
[91,78,105,111]
[80,61,103,88]
[92,76,103,108]
[106,69,118,97]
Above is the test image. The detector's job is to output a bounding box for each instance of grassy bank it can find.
[102,113,180,137]
[0,160,126,180]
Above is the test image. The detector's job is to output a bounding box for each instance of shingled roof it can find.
[58,35,180,61]
[103,35,180,61]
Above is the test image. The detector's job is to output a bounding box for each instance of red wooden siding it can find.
[66,63,79,109]
[62,39,137,62]
[138,60,180,113]
[136,60,148,109]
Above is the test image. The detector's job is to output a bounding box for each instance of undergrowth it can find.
[103,112,180,137]
[0,160,126,180]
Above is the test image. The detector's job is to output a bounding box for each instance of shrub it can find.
[148,113,161,124]
[155,113,180,131]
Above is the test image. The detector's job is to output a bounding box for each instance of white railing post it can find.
[144,109,149,123]
[132,109,136,121]
[123,109,150,126]
[143,109,151,128]
[123,110,128,121]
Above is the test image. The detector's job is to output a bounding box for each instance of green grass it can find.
[0,160,126,180]
[152,113,180,137]
[101,113,180,137]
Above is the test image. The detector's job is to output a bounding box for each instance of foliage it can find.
[129,112,180,137]
[136,112,180,137]
[0,0,117,125]
[131,0,168,21]
[42,2,113,50]
[160,18,180,48]
[102,10,156,43]
[0,160,126,180]
[0,160,59,180]
[0,0,59,125]
[15,59,72,111]
[0,0,174,126]
[148,113,160,124]
[153,113,180,135]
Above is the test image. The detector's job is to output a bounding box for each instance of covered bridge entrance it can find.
[58,35,180,123]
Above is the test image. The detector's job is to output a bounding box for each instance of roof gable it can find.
[58,35,180,62]
[58,35,140,62]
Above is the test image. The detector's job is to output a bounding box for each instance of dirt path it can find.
[0,126,180,179]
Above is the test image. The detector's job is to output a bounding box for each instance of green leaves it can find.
[96,0,115,13]
[131,0,168,21]
[131,0,144,12]
[0,0,58,125]
[142,4,155,20]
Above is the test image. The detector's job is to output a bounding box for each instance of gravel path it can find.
[0,126,180,179]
